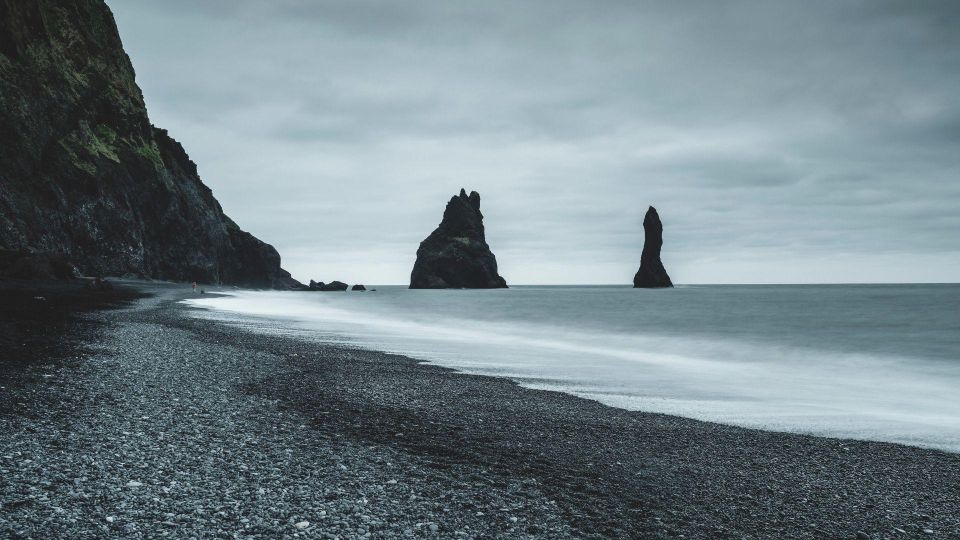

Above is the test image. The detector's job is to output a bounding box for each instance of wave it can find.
[183,289,960,452]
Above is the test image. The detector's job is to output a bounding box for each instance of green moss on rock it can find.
[133,140,164,169]
[0,0,296,288]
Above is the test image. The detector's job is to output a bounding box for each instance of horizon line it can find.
[296,282,960,287]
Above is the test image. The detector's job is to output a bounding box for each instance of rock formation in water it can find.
[633,206,673,288]
[410,189,507,289]
[308,280,348,291]
[0,0,299,288]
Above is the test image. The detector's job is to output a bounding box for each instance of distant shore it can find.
[1,280,958,539]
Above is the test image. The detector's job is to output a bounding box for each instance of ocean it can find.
[184,284,960,452]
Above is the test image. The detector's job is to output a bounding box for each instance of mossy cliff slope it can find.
[0,0,298,288]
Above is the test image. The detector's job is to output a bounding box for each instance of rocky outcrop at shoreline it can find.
[308,280,349,291]
[0,0,298,289]
[410,189,508,289]
[633,206,673,288]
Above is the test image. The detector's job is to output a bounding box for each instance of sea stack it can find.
[410,189,508,289]
[633,206,673,288]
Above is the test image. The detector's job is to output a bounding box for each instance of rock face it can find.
[633,206,673,288]
[0,250,75,280]
[410,189,507,289]
[0,0,299,288]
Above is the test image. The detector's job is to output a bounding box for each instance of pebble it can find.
[2,284,957,540]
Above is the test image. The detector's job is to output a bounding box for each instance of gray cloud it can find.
[109,0,960,284]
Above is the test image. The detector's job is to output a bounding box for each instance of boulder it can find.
[410,189,507,289]
[351,284,366,291]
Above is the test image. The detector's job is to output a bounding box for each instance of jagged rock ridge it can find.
[410,189,507,289]
[633,206,673,288]
[0,0,299,288]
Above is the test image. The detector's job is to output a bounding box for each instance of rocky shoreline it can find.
[1,281,958,539]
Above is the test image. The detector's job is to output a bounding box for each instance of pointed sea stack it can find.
[410,189,508,289]
[633,206,673,288]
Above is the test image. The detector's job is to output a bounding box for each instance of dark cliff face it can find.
[0,0,298,288]
[633,206,673,288]
[410,189,507,289]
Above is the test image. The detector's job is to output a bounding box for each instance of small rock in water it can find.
[294,521,310,530]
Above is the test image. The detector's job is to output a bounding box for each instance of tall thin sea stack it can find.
[410,189,507,289]
[633,206,673,288]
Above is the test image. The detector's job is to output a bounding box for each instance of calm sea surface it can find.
[185,284,960,452]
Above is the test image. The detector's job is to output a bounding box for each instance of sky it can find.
[109,0,960,285]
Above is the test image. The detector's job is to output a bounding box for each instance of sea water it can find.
[184,284,960,452]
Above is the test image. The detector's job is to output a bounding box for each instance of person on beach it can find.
[192,281,197,292]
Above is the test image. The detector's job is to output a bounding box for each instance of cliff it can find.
[410,189,507,289]
[633,206,673,288]
[0,0,299,288]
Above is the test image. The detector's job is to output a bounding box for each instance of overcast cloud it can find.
[109,0,960,284]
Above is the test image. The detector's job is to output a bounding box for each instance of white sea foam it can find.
[183,286,960,452]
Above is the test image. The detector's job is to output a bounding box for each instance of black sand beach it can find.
[1,281,958,539]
